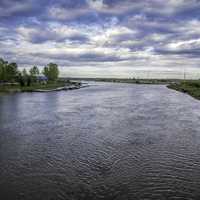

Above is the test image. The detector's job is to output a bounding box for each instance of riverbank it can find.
[168,80,200,100]
[0,81,82,93]
[66,77,180,85]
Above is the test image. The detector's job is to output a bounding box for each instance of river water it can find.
[1,82,200,200]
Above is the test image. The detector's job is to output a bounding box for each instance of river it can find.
[1,82,200,199]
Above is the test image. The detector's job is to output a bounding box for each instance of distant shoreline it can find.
[63,77,182,85]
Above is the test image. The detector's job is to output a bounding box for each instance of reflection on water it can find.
[1,82,200,199]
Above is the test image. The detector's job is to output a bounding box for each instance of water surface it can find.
[1,82,200,200]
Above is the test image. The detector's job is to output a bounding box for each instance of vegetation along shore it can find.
[0,58,81,93]
[167,80,200,100]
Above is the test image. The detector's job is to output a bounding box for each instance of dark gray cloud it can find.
[30,51,125,63]
[0,0,41,18]
[16,24,90,44]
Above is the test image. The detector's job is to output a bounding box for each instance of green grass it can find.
[0,82,66,93]
[168,80,200,100]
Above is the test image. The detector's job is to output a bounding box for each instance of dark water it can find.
[1,82,200,200]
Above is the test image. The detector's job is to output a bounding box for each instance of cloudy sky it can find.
[0,0,200,78]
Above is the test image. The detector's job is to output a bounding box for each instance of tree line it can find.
[0,58,59,86]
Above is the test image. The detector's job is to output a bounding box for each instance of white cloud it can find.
[87,0,105,10]
[164,38,200,52]
[48,6,89,20]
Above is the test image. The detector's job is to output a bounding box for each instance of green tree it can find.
[0,59,18,82]
[17,72,25,87]
[21,68,29,86]
[43,63,59,82]
[22,68,28,77]
[0,59,4,81]
[0,58,8,81]
[43,66,49,78]
[5,62,18,81]
[29,66,40,82]
[30,66,39,76]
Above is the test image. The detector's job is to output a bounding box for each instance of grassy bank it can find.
[168,80,200,100]
[0,82,66,93]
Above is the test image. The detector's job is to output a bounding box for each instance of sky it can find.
[0,0,200,79]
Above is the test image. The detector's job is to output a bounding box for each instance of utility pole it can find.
[183,67,186,86]
[184,68,186,81]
